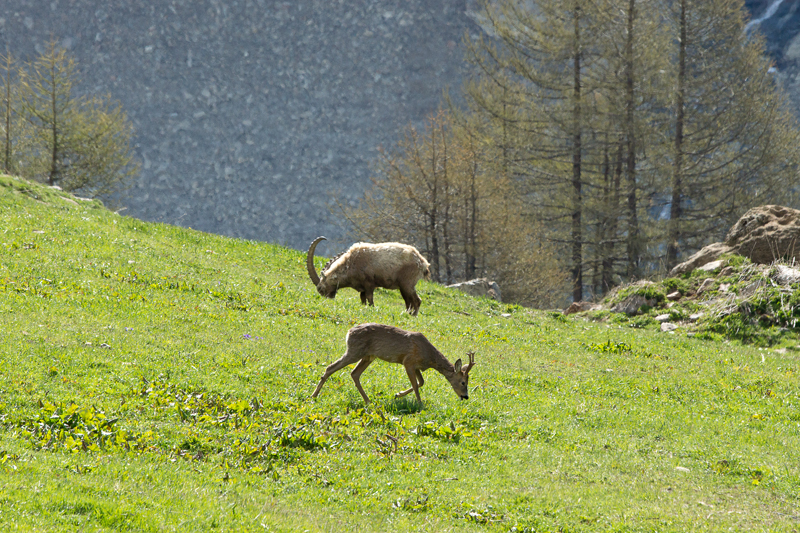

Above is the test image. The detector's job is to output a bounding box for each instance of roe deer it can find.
[311,323,475,404]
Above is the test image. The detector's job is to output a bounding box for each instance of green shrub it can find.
[608,284,667,306]
[662,277,689,295]
[720,253,752,269]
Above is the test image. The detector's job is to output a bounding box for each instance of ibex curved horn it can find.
[306,236,326,286]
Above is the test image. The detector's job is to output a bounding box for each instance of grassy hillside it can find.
[1,174,799,532]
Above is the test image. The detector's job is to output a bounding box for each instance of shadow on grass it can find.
[385,396,423,415]
[342,396,423,414]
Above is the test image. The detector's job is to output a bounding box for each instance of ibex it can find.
[306,236,431,316]
[311,323,476,404]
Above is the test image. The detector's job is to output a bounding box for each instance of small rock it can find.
[698,259,724,272]
[689,312,704,322]
[447,278,502,302]
[655,314,671,322]
[697,278,715,294]
[666,291,681,301]
[661,322,678,332]
[719,266,735,277]
[740,279,764,298]
[675,466,690,472]
[719,283,730,293]
[773,264,800,285]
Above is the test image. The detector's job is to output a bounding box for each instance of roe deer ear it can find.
[454,358,462,373]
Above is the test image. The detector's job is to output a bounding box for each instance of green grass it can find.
[1,174,799,532]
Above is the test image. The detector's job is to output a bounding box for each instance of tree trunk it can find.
[571,2,583,302]
[666,0,686,270]
[48,59,58,186]
[3,65,10,174]
[624,0,640,279]
[440,124,453,283]
[601,135,623,294]
[466,157,477,279]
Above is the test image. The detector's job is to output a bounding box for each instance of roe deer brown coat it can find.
[311,323,475,404]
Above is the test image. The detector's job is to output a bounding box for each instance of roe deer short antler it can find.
[311,323,476,404]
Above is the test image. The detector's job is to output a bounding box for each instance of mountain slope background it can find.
[0,0,796,254]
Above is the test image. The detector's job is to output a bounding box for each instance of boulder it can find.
[669,242,732,276]
[725,205,800,263]
[447,278,501,302]
[669,205,800,276]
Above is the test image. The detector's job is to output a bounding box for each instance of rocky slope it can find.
[0,0,475,253]
[0,1,795,253]
[565,256,800,347]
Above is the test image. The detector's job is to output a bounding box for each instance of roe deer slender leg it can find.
[312,351,361,398]
[403,364,423,403]
[350,357,375,403]
[395,369,425,398]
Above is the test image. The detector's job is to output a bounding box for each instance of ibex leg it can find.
[400,287,421,316]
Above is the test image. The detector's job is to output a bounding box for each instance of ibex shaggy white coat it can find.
[311,323,475,405]
[306,236,431,316]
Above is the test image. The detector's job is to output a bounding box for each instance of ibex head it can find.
[447,351,476,400]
